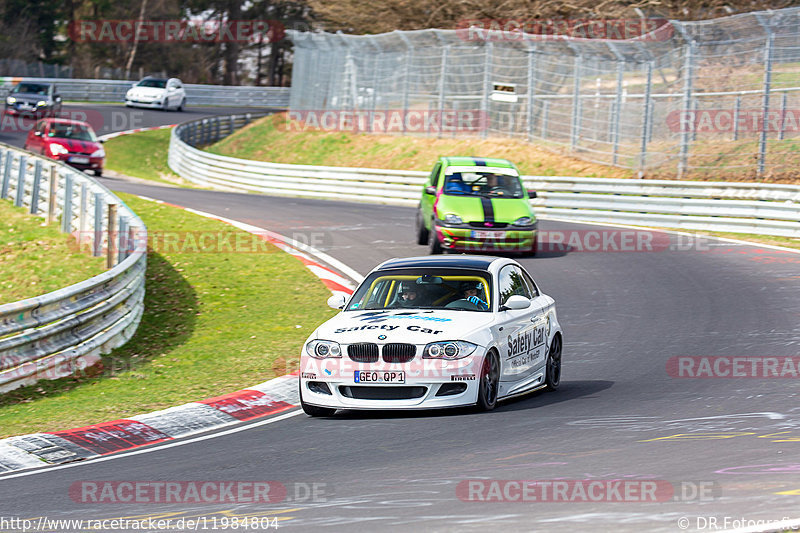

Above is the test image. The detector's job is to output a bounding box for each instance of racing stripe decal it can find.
[480,197,495,224]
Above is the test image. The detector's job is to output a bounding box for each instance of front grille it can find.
[382,343,416,363]
[338,385,427,400]
[468,222,508,229]
[347,343,379,363]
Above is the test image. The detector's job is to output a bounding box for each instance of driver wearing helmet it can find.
[395,281,424,308]
[460,281,488,310]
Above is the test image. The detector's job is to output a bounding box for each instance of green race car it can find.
[415,156,538,255]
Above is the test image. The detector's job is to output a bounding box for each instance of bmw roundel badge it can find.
[378,334,387,340]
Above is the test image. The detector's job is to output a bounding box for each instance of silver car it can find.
[125,77,186,111]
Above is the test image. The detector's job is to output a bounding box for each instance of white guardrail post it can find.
[0,143,147,394]
[167,114,800,239]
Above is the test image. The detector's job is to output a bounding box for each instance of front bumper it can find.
[53,154,104,172]
[299,353,485,410]
[4,105,49,118]
[125,99,163,109]
[435,224,537,252]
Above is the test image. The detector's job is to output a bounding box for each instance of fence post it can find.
[757,18,775,178]
[399,34,413,135]
[118,215,129,264]
[677,39,695,179]
[30,159,42,214]
[1,151,12,199]
[79,182,88,249]
[107,203,118,269]
[61,172,73,233]
[480,41,493,140]
[570,52,583,151]
[732,94,741,141]
[47,165,58,224]
[541,100,549,140]
[437,44,450,139]
[14,155,26,207]
[526,45,537,142]
[639,58,654,175]
[607,44,624,165]
[93,193,104,257]
[778,91,788,141]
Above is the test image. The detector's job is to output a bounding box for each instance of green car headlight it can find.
[444,214,463,224]
[513,217,535,227]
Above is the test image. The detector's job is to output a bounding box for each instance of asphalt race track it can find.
[1,108,800,532]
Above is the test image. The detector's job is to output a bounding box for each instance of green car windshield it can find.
[443,171,524,199]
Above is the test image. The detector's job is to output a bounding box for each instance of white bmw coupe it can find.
[299,256,563,416]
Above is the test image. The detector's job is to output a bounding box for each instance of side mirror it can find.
[327,294,346,309]
[34,131,42,136]
[54,95,61,101]
[424,186,436,195]
[527,190,538,198]
[500,295,531,311]
[99,138,106,143]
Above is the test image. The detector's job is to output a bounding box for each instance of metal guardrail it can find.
[169,113,800,239]
[0,144,147,393]
[0,77,290,107]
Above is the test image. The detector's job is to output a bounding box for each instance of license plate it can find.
[354,370,405,384]
[20,104,34,110]
[471,230,506,239]
[69,156,89,164]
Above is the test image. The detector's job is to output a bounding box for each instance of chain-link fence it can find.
[288,7,800,179]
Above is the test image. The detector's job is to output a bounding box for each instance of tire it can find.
[428,220,442,254]
[545,334,562,391]
[299,384,336,417]
[162,99,168,111]
[415,210,429,245]
[93,169,102,177]
[476,350,500,411]
[177,98,185,112]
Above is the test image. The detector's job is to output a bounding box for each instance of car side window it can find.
[428,163,441,189]
[497,265,533,304]
[521,270,540,298]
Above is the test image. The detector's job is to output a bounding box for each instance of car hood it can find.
[128,87,166,97]
[48,138,101,154]
[313,309,495,345]
[437,195,534,223]
[9,93,50,103]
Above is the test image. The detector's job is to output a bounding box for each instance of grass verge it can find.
[103,128,190,186]
[0,193,337,437]
[206,113,632,178]
[0,200,105,303]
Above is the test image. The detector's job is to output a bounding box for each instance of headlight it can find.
[36,101,47,107]
[6,96,15,104]
[444,214,463,224]
[423,341,478,360]
[305,340,342,359]
[49,144,68,156]
[513,216,535,227]
[91,148,105,158]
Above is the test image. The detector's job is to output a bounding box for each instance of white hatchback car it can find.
[125,77,186,111]
[299,256,563,416]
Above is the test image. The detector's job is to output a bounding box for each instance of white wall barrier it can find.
[169,114,800,239]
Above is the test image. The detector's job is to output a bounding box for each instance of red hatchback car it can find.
[24,118,105,176]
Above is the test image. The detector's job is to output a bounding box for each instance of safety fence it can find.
[288,7,800,179]
[0,144,147,393]
[169,113,800,238]
[0,77,290,108]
